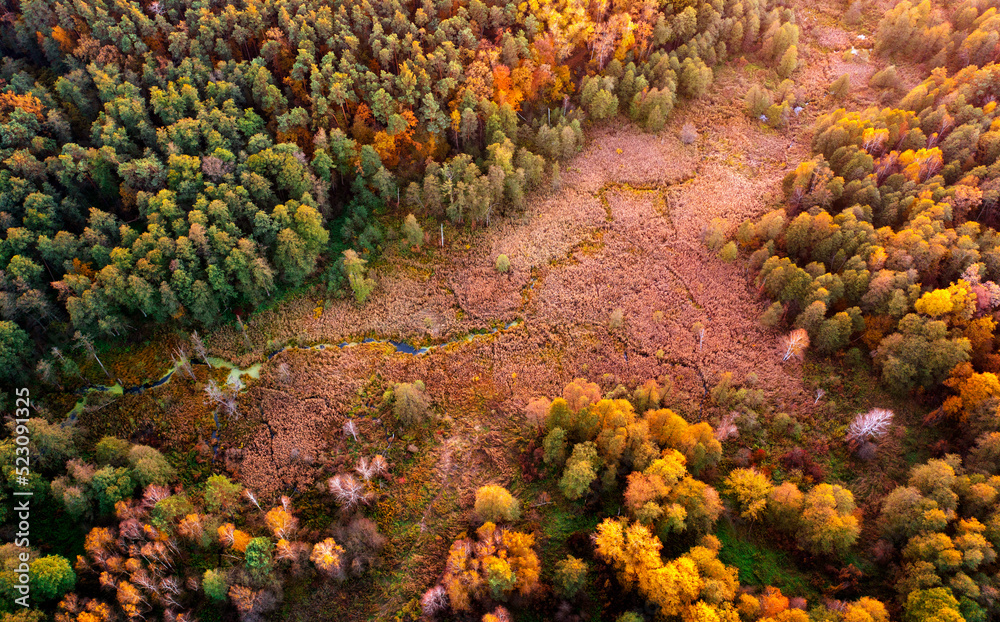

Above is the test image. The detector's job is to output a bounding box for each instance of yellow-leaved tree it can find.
[593,519,739,620]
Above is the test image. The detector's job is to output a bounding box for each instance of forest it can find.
[2,0,1000,620]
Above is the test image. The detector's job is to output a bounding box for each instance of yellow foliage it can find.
[915,281,976,325]
[232,530,250,552]
[724,469,774,521]
[761,610,810,622]
[914,288,954,317]
[441,522,540,610]
[310,537,345,576]
[737,593,761,619]
[594,519,707,617]
[265,507,297,538]
[943,362,1000,421]
[841,597,889,622]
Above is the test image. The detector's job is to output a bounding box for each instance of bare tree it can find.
[370,455,388,479]
[780,328,810,361]
[692,321,706,351]
[175,346,196,380]
[355,456,387,482]
[328,474,371,509]
[74,331,112,379]
[846,408,894,443]
[191,331,211,368]
[276,362,292,385]
[343,419,359,442]
[245,489,262,512]
[355,457,376,481]
[205,377,243,419]
[237,314,252,350]
[814,388,826,404]
[421,585,449,617]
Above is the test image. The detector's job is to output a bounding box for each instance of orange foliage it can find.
[942,362,1000,422]
[283,76,310,105]
[966,316,997,367]
[52,25,76,52]
[492,65,524,111]
[276,127,314,156]
[862,315,896,351]
[217,522,251,552]
[372,131,399,167]
[0,91,45,121]
[264,507,298,539]
[759,586,790,618]
[84,528,114,558]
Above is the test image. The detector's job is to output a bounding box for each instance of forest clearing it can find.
[3,0,1000,620]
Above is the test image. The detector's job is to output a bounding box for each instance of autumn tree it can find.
[343,250,375,304]
[560,442,599,500]
[553,555,588,599]
[724,468,773,521]
[799,484,861,557]
[474,485,521,523]
[29,555,76,602]
[391,380,430,427]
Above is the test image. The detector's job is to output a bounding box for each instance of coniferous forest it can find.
[3,0,1000,621]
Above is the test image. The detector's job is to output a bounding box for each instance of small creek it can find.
[65,321,523,430]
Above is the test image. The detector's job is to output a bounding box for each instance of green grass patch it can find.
[539,498,603,565]
[715,521,817,600]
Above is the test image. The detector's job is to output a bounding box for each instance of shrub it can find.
[343,249,375,304]
[553,555,589,598]
[440,522,540,610]
[0,321,30,383]
[843,1,862,25]
[393,380,430,427]
[680,123,697,145]
[761,301,784,327]
[495,254,511,273]
[776,45,798,79]
[610,308,624,329]
[768,482,804,531]
[719,241,738,262]
[402,213,423,247]
[703,218,728,251]
[799,484,860,557]
[745,84,772,118]
[203,474,244,513]
[543,427,568,466]
[91,466,135,515]
[245,537,274,576]
[829,74,850,99]
[474,485,522,523]
[588,89,619,120]
[870,65,901,91]
[152,495,196,529]
[24,419,77,472]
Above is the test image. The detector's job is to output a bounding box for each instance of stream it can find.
[65,320,524,427]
